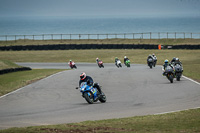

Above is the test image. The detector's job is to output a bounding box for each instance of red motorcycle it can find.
[69,62,77,69]
[97,61,104,68]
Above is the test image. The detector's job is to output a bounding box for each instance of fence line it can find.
[0,32,200,42]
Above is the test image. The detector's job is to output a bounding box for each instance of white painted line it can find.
[0,71,65,99]
[0,86,26,99]
[182,75,200,85]
[154,107,200,115]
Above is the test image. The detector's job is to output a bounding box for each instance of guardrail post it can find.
[167,32,168,39]
[150,32,151,41]
[175,32,176,39]
[141,33,143,39]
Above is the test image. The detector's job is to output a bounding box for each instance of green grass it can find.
[0,108,200,133]
[0,69,65,96]
[0,60,21,70]
[0,38,200,46]
[0,49,199,132]
[0,49,199,81]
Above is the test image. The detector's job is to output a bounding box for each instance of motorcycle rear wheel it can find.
[99,91,106,103]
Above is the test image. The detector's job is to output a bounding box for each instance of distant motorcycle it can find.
[77,81,106,104]
[116,60,122,68]
[165,66,174,83]
[125,59,130,67]
[153,58,157,67]
[147,58,154,69]
[174,64,183,81]
[69,62,77,69]
[98,61,104,68]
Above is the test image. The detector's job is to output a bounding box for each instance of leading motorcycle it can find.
[77,81,106,104]
[164,66,174,83]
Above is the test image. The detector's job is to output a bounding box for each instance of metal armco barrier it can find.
[0,44,199,51]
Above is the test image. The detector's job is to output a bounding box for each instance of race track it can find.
[0,63,200,129]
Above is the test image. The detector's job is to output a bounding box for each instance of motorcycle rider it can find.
[115,57,119,65]
[171,57,176,65]
[124,56,129,64]
[96,58,99,63]
[162,59,175,76]
[147,54,154,66]
[152,53,157,66]
[68,60,73,66]
[174,57,183,72]
[79,72,102,94]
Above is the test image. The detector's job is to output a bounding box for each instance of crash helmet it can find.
[96,57,99,60]
[115,57,118,59]
[172,57,176,61]
[152,53,155,57]
[164,59,169,64]
[124,56,127,59]
[70,60,72,62]
[176,58,179,61]
[80,72,86,80]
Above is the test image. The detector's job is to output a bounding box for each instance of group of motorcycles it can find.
[115,59,130,68]
[73,55,183,104]
[164,61,183,83]
[147,55,183,83]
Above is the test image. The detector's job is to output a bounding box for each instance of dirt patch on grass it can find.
[39,124,135,133]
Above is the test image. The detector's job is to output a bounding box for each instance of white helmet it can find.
[124,56,127,59]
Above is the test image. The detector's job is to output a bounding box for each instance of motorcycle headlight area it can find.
[80,87,85,91]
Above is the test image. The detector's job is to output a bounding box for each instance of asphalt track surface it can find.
[0,63,200,129]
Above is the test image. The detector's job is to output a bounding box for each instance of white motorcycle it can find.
[116,60,122,68]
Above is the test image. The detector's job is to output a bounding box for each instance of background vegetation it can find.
[0,38,200,46]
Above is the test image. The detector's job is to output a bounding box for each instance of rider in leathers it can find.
[147,54,154,66]
[115,57,119,65]
[79,72,102,94]
[162,59,175,76]
[174,57,183,72]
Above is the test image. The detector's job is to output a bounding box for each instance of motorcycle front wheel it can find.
[84,92,94,104]
[169,75,173,83]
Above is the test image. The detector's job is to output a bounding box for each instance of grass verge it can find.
[0,69,65,96]
[0,60,22,70]
[0,38,200,46]
[0,108,200,133]
[0,49,199,81]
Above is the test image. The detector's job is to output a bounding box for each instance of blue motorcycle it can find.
[78,82,106,104]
